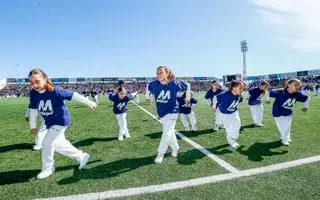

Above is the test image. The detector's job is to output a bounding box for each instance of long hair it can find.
[211,80,219,90]
[28,68,54,92]
[157,65,176,81]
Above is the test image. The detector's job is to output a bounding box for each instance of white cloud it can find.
[249,0,320,52]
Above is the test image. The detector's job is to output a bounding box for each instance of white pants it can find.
[158,113,179,155]
[134,94,140,104]
[274,115,292,143]
[93,95,99,105]
[180,111,196,129]
[116,113,129,137]
[42,125,85,171]
[215,107,223,126]
[220,111,241,145]
[250,104,263,125]
[35,117,47,147]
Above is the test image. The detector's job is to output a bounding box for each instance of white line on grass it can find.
[36,155,320,200]
[130,101,239,173]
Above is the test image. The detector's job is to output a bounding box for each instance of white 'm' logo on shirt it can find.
[282,98,296,109]
[156,90,171,103]
[117,102,126,110]
[227,100,239,112]
[38,100,53,116]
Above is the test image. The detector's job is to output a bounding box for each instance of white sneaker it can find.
[125,133,131,138]
[288,138,292,142]
[79,153,90,170]
[213,124,219,131]
[37,168,55,179]
[33,145,42,151]
[281,140,289,146]
[184,127,190,131]
[230,142,240,150]
[256,123,264,127]
[118,135,123,141]
[191,127,197,132]
[154,153,164,164]
[171,150,178,158]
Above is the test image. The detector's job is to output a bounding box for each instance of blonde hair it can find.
[157,65,176,81]
[28,68,54,92]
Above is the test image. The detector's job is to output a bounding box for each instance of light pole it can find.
[241,40,248,81]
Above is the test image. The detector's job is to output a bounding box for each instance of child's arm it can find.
[72,92,97,111]
[29,108,38,135]
[265,90,271,103]
[301,96,310,112]
[146,82,153,103]
[212,96,218,112]
[185,82,191,103]
[25,108,30,122]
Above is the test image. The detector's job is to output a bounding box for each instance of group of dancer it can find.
[26,66,310,179]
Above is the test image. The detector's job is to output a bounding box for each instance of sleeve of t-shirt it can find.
[296,92,308,102]
[109,94,116,102]
[125,96,131,102]
[204,90,210,99]
[269,90,279,98]
[147,81,155,94]
[29,90,38,109]
[175,80,188,92]
[216,93,223,103]
[55,86,74,101]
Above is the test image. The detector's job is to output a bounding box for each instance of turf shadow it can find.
[237,140,288,162]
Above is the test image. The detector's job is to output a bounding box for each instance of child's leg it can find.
[53,126,86,161]
[221,112,241,146]
[94,95,99,105]
[274,116,292,144]
[158,113,179,155]
[135,94,140,104]
[285,115,292,142]
[122,113,130,137]
[180,113,190,130]
[215,108,223,128]
[42,126,84,171]
[116,114,125,140]
[250,104,264,125]
[189,111,197,130]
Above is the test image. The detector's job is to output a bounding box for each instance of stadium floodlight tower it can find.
[240,40,248,81]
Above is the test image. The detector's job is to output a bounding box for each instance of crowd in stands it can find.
[1,76,320,98]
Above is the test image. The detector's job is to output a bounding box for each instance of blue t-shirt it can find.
[248,87,264,105]
[109,93,131,114]
[205,88,223,106]
[216,91,243,114]
[147,80,188,118]
[29,86,74,128]
[177,97,197,114]
[269,89,308,117]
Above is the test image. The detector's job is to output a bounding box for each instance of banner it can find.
[0,78,7,90]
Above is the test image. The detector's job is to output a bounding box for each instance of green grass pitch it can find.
[0,93,319,200]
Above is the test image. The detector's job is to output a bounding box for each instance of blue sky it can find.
[1,0,320,78]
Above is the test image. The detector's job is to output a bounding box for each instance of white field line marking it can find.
[131,101,239,173]
[36,155,320,200]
